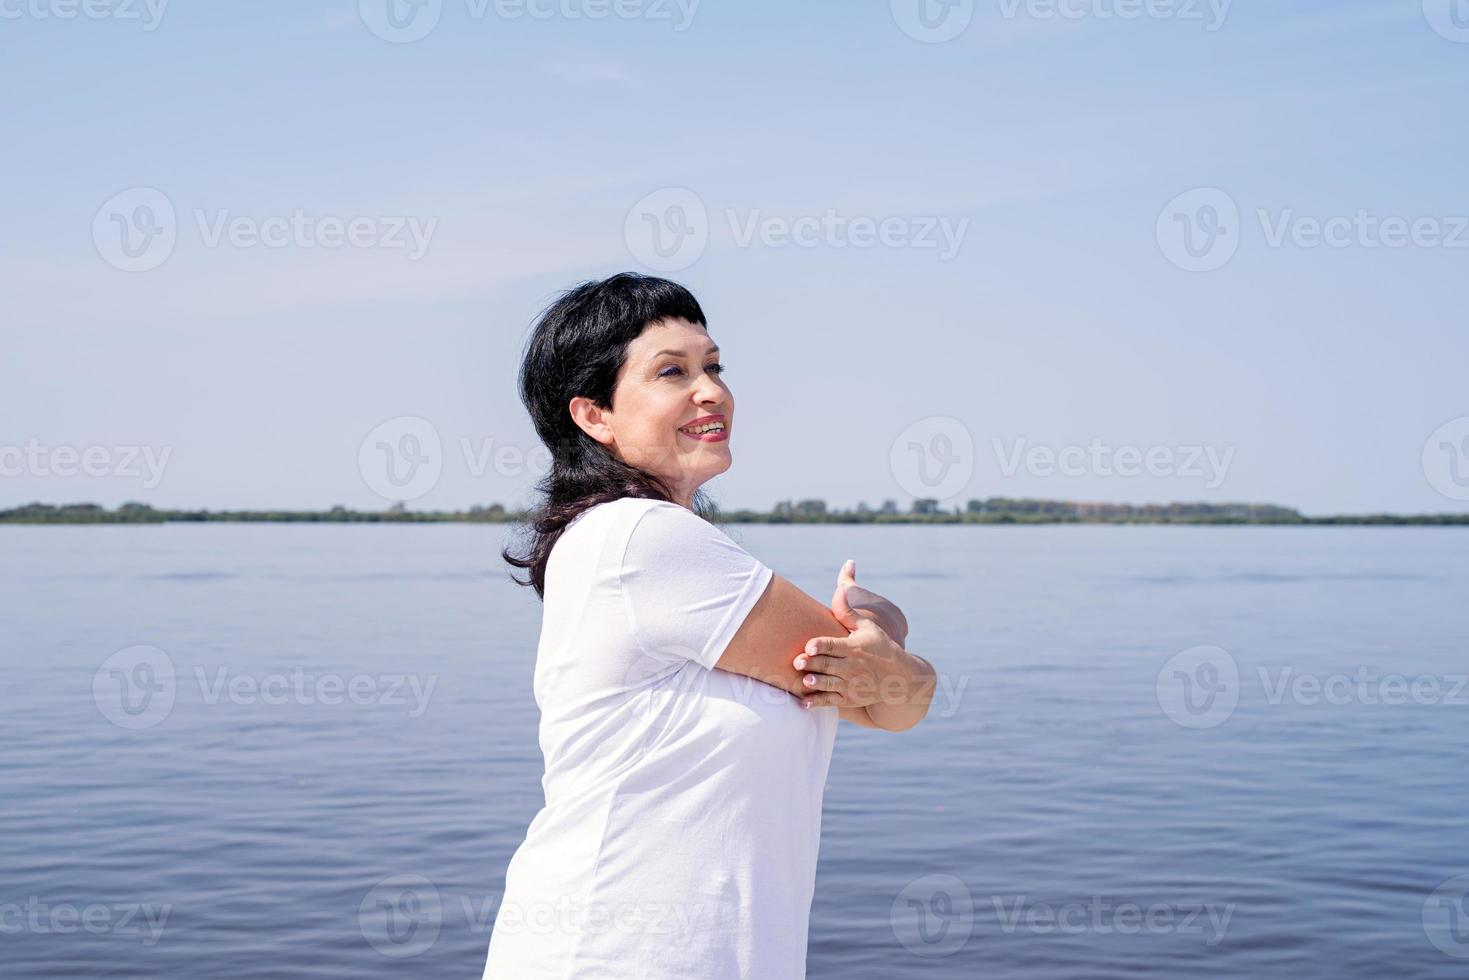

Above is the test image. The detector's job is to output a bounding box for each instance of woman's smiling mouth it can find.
[678,416,728,441]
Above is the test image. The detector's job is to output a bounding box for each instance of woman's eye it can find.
[660,363,725,378]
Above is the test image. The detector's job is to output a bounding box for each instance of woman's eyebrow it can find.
[651,345,720,359]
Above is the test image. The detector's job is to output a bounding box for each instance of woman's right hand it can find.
[831,560,908,648]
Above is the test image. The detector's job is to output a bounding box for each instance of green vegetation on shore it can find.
[2,498,1465,526]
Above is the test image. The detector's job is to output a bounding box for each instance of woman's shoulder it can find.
[567,495,671,531]
[556,497,676,555]
[547,499,682,585]
[563,497,737,561]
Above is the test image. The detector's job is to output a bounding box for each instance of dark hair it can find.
[502,272,721,599]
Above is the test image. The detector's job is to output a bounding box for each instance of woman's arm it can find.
[711,573,853,700]
[711,560,933,732]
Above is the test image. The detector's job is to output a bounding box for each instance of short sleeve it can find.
[618,501,774,670]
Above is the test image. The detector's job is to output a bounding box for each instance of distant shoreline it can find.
[2,500,1465,526]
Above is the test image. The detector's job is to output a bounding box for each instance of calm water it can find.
[3,523,1466,978]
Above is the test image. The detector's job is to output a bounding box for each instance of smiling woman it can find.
[499,273,723,596]
[490,273,934,979]
[566,315,733,510]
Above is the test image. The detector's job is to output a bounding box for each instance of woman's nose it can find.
[694,377,724,405]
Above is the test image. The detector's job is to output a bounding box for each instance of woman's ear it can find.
[568,396,615,447]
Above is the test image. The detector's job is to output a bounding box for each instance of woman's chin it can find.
[696,456,733,481]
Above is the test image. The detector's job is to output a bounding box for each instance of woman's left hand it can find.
[793,582,918,710]
[830,559,908,648]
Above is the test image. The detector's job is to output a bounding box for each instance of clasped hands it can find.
[793,559,919,710]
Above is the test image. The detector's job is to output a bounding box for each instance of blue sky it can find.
[3,0,1467,515]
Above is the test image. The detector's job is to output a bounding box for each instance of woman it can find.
[485,273,937,979]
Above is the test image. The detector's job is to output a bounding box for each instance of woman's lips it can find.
[677,424,728,442]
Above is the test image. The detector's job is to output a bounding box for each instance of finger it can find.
[800,669,842,692]
[801,672,843,692]
[802,636,851,659]
[831,558,856,601]
[832,585,866,632]
[831,561,852,613]
[792,653,844,674]
[802,692,844,709]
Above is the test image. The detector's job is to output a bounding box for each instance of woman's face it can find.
[571,317,733,508]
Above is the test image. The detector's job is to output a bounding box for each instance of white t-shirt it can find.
[481,497,838,980]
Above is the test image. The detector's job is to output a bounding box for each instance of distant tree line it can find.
[3,498,1466,526]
